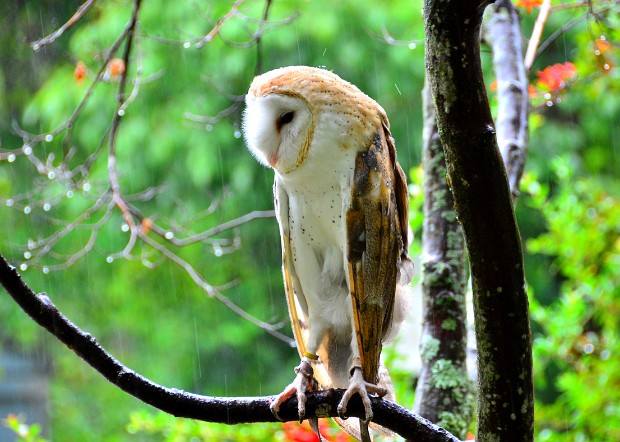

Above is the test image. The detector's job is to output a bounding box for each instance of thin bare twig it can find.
[524,0,553,71]
[31,0,97,50]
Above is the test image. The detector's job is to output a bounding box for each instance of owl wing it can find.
[346,115,411,384]
[274,178,309,356]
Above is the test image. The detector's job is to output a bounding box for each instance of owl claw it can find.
[270,360,314,421]
[338,365,387,423]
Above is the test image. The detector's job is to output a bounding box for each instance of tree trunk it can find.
[413,82,474,440]
[423,0,534,439]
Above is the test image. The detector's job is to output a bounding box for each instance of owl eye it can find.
[279,111,295,125]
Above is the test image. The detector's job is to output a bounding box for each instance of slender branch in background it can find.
[485,0,530,198]
[524,0,552,71]
[30,0,98,50]
[413,82,474,439]
[424,0,534,439]
[254,0,273,74]
[0,254,460,442]
[137,232,293,344]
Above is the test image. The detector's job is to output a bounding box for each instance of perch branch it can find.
[0,253,459,442]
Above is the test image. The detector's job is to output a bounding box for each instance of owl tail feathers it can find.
[332,364,396,441]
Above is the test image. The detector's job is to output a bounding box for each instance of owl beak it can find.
[268,151,279,168]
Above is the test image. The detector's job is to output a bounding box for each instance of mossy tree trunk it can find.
[413,82,474,440]
[423,0,534,440]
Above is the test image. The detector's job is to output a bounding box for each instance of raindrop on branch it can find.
[164,231,174,240]
[42,267,49,274]
[24,206,32,214]
[44,134,54,142]
[106,256,114,263]
[20,263,28,271]
[7,154,15,162]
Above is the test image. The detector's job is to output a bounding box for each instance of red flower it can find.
[516,0,542,13]
[535,62,576,92]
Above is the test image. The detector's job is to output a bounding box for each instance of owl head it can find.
[242,66,383,175]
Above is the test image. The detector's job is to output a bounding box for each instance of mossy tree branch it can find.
[413,82,474,439]
[423,0,534,440]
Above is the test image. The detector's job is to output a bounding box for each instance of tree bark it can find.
[423,0,534,440]
[413,82,474,439]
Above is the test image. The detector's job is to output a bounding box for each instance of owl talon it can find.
[270,360,314,421]
[337,365,387,423]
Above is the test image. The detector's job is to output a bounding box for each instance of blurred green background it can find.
[0,0,618,440]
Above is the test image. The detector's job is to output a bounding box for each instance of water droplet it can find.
[23,145,33,155]
[20,263,28,271]
[67,190,74,198]
[543,93,551,99]
[206,124,213,132]
[83,182,91,192]
[24,251,32,259]
[546,101,554,107]
[118,109,125,116]
[408,42,417,50]
[603,63,610,71]
[27,240,35,250]
[7,154,16,162]
[6,199,14,207]
[600,35,606,41]
[43,203,51,211]
[214,248,223,257]
[44,134,53,142]
[164,231,174,240]
[183,41,191,48]
[121,223,130,232]
[106,256,114,263]
[386,37,395,44]
[42,267,49,274]
[32,43,40,52]
[233,130,241,139]
[48,171,56,180]
[24,206,32,214]
[595,49,601,56]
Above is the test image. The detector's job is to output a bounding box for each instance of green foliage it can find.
[2,414,47,442]
[523,161,620,441]
[126,410,283,441]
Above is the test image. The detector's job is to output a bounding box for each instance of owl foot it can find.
[337,364,388,423]
[270,359,314,421]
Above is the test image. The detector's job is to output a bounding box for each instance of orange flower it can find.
[107,58,125,78]
[74,61,87,84]
[536,62,576,92]
[594,38,611,54]
[141,218,152,235]
[516,0,542,13]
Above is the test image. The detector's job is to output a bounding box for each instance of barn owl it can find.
[243,66,412,441]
